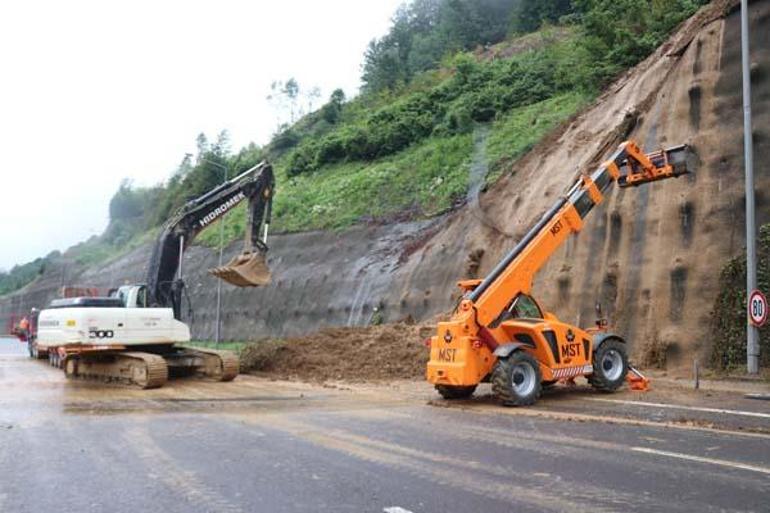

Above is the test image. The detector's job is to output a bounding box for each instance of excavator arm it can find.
[467,140,689,328]
[146,161,275,317]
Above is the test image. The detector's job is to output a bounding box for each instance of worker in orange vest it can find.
[14,316,30,342]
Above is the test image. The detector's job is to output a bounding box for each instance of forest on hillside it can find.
[0,0,709,296]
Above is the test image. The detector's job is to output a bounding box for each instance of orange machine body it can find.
[426,140,688,396]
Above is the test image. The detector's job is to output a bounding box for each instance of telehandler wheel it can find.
[588,338,629,392]
[492,351,542,406]
[435,384,477,400]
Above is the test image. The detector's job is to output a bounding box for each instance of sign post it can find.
[741,0,760,374]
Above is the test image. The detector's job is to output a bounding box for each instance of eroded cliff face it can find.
[416,0,770,367]
[1,1,767,369]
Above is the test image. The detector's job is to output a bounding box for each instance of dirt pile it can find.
[240,322,434,382]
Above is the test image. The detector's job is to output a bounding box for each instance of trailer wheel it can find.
[588,338,629,392]
[435,384,477,400]
[64,357,79,378]
[492,351,542,406]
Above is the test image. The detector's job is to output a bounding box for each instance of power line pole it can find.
[202,159,229,345]
[741,0,759,374]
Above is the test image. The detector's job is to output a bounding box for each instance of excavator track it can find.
[64,351,169,389]
[184,347,240,382]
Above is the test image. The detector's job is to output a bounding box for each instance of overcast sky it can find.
[0,0,402,271]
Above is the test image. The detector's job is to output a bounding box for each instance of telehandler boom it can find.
[427,140,689,405]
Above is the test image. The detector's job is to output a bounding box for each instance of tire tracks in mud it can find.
[125,422,244,513]
[232,408,769,512]
[233,413,721,513]
[337,408,770,488]
[237,414,606,513]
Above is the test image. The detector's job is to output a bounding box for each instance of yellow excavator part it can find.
[209,251,272,287]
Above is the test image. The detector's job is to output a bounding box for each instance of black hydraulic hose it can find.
[468,195,568,303]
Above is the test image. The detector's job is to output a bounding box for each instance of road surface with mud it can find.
[0,337,768,513]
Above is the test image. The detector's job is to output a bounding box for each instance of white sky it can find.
[0,0,402,271]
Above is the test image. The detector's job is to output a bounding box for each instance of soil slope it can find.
[1,1,768,372]
[408,0,770,369]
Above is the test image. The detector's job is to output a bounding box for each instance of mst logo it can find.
[550,220,563,236]
[561,342,581,359]
[438,348,457,362]
[198,192,246,228]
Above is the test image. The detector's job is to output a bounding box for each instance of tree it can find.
[212,129,231,157]
[361,0,520,92]
[321,89,347,124]
[267,77,304,128]
[362,38,405,92]
[514,0,574,33]
[195,133,209,162]
[109,179,144,222]
[305,86,322,113]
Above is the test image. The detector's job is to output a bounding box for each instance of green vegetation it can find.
[185,341,249,353]
[485,91,589,182]
[195,92,588,243]
[575,0,709,85]
[0,254,56,296]
[710,224,770,371]
[1,0,710,296]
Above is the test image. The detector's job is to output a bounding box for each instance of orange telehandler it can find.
[427,140,689,406]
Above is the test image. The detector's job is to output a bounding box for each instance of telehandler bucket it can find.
[209,251,271,287]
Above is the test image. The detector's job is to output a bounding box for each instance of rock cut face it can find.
[417,0,770,370]
[2,2,768,373]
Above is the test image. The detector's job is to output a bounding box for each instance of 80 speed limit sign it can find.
[749,290,768,327]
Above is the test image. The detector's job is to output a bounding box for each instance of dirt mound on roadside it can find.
[240,322,434,382]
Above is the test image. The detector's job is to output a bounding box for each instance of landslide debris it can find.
[240,322,433,382]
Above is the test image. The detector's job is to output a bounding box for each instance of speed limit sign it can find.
[749,290,768,327]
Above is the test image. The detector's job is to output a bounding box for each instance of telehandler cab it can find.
[427,140,689,405]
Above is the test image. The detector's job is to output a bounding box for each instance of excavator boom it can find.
[146,161,275,317]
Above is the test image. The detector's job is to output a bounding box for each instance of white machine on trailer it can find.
[36,297,190,353]
[24,162,275,389]
[33,296,236,389]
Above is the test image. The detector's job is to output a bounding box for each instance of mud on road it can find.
[240,322,433,382]
[1,336,770,513]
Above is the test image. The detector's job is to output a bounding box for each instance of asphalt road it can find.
[0,336,769,513]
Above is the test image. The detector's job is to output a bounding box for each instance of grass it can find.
[66,227,161,266]
[185,341,249,353]
[485,91,590,182]
[197,133,474,246]
[194,92,591,249]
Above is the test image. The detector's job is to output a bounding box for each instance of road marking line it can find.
[587,398,770,419]
[384,507,415,513]
[435,403,770,439]
[631,447,770,475]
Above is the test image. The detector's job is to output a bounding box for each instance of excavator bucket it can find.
[209,251,271,287]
